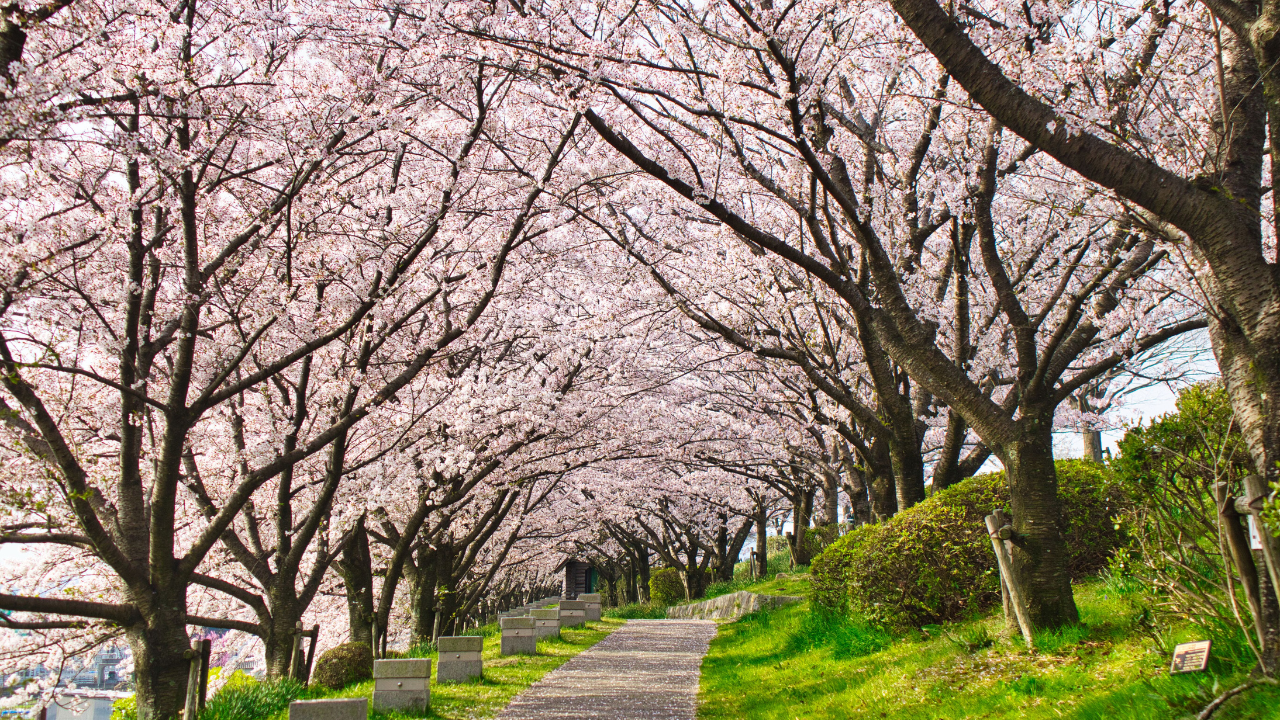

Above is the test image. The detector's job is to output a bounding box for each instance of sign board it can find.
[1170,640,1211,673]
[1248,515,1264,551]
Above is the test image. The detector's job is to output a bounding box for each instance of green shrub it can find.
[310,641,372,690]
[649,568,686,605]
[203,676,304,720]
[811,460,1123,629]
[110,695,136,720]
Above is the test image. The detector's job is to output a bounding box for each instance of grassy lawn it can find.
[271,619,623,720]
[697,578,1280,720]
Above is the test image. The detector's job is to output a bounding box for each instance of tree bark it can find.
[126,588,192,720]
[336,517,375,646]
[1000,421,1079,628]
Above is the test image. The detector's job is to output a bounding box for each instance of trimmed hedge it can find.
[811,460,1123,629]
[649,567,686,605]
[311,641,373,690]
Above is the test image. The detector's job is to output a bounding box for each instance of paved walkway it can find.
[496,619,717,720]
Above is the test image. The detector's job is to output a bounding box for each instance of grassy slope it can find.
[276,619,623,720]
[697,578,1280,720]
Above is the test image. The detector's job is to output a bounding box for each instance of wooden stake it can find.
[1214,482,1268,650]
[183,644,202,720]
[1243,475,1280,601]
[985,513,1034,648]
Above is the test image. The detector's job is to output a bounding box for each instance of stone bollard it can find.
[289,699,367,720]
[558,600,586,628]
[531,608,560,638]
[500,617,538,655]
[436,636,483,682]
[372,659,430,712]
[578,593,602,622]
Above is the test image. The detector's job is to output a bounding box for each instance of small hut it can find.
[555,558,598,599]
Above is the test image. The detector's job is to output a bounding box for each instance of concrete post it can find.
[288,699,367,720]
[500,617,537,655]
[371,659,430,712]
[531,608,560,638]
[558,600,586,628]
[578,593,602,622]
[436,637,483,682]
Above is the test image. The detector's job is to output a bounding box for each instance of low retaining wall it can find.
[666,591,803,621]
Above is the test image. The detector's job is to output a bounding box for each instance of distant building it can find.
[15,647,127,692]
[554,558,597,599]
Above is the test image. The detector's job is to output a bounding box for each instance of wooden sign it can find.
[1170,640,1211,673]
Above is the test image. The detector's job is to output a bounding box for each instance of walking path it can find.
[496,619,717,720]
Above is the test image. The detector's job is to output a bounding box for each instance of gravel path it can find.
[495,619,717,720]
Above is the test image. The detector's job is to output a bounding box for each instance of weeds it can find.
[604,602,668,619]
[203,677,305,720]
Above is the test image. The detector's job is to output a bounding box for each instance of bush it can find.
[649,568,686,605]
[110,696,136,720]
[811,460,1123,629]
[203,676,304,720]
[310,641,373,690]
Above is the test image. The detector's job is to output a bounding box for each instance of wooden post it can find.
[985,512,1034,647]
[1243,475,1280,600]
[291,622,305,682]
[197,638,212,713]
[183,643,203,720]
[1214,482,1269,650]
[302,625,319,684]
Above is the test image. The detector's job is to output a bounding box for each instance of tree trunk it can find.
[1000,422,1079,629]
[336,518,375,646]
[933,409,968,489]
[755,511,768,577]
[635,542,651,603]
[127,590,192,720]
[408,561,438,646]
[1082,430,1103,463]
[262,593,299,679]
[821,468,840,525]
[789,489,815,566]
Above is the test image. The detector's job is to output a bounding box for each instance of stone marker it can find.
[531,608,560,638]
[558,600,586,627]
[436,636,483,682]
[501,616,538,655]
[578,593,602,622]
[289,698,366,720]
[372,659,430,712]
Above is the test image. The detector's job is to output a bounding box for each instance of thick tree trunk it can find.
[1082,430,1103,463]
[933,409,968,489]
[127,590,192,720]
[263,592,299,679]
[336,518,375,646]
[865,439,898,520]
[789,490,815,566]
[888,422,927,509]
[820,469,840,525]
[999,422,1079,629]
[683,559,708,600]
[409,562,438,646]
[635,542,651,603]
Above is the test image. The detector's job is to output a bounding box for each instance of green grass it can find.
[605,602,669,619]
[245,619,623,720]
[697,580,1280,719]
[702,572,812,603]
